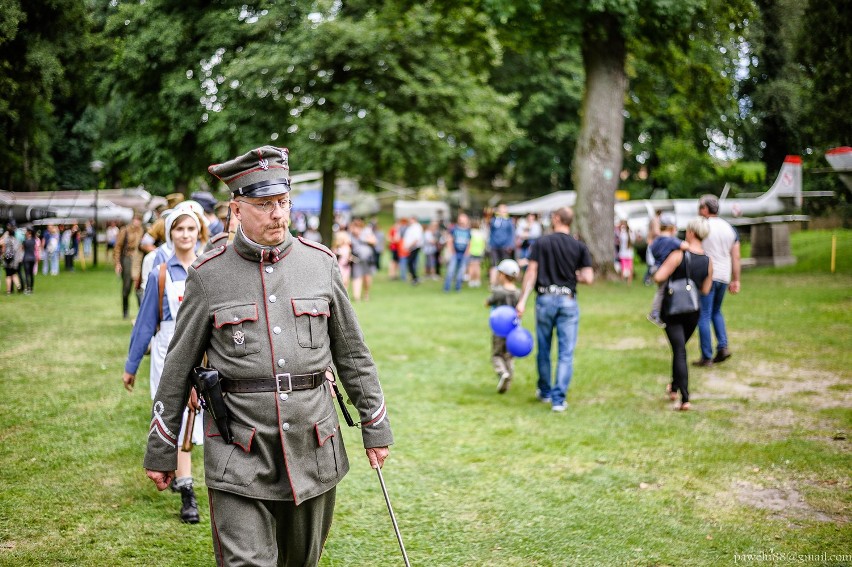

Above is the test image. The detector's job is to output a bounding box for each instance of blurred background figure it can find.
[333,229,353,291]
[349,219,377,300]
[516,213,542,268]
[114,213,145,319]
[423,221,440,280]
[467,218,486,288]
[191,191,223,236]
[443,212,471,292]
[401,215,424,285]
[488,204,515,285]
[42,225,60,276]
[21,228,38,294]
[2,225,23,294]
[303,215,322,243]
[616,220,634,285]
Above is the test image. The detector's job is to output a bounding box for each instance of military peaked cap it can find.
[190,191,218,213]
[208,146,291,198]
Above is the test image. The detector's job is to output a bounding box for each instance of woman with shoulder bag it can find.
[653,217,713,410]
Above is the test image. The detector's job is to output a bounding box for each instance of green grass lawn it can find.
[1,230,850,566]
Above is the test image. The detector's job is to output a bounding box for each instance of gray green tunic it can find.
[143,227,393,505]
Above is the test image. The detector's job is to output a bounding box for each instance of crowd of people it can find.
[0,220,97,295]
[327,205,547,297]
[2,158,744,564]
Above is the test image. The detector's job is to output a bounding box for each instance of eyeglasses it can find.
[237,198,292,214]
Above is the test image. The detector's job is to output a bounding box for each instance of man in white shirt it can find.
[694,195,741,366]
[401,216,424,285]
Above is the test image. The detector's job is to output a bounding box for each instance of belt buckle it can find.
[548,285,558,294]
[275,373,293,394]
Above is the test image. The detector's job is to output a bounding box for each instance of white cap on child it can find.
[496,259,520,278]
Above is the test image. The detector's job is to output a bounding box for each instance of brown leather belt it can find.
[222,371,326,393]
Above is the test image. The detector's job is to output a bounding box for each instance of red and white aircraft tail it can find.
[826,146,852,191]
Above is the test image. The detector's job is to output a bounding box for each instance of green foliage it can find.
[0,0,91,190]
[206,1,517,187]
[625,0,757,187]
[797,0,852,153]
[488,44,583,195]
[653,136,717,197]
[736,0,806,171]
[714,160,766,191]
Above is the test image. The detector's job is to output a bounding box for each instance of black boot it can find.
[179,484,200,524]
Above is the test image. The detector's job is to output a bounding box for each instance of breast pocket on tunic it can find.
[213,303,262,357]
[292,298,330,349]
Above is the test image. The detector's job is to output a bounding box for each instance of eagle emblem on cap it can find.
[258,158,269,171]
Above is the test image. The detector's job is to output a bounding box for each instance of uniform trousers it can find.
[210,487,336,567]
[120,254,135,316]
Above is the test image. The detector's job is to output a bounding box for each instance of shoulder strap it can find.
[683,251,692,280]
[158,263,167,323]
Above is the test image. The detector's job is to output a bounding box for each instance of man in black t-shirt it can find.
[517,207,594,412]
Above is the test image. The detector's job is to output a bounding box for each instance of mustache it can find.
[265,222,288,230]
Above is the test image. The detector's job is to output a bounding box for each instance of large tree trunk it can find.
[319,168,336,246]
[572,13,627,277]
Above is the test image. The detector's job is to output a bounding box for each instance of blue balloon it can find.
[489,305,519,337]
[506,326,534,357]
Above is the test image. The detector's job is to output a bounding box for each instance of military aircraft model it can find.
[824,146,852,191]
[0,189,140,227]
[614,155,807,241]
[506,155,810,241]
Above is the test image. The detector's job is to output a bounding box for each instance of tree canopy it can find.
[0,0,849,256]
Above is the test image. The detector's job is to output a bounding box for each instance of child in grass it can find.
[647,212,690,328]
[486,259,521,393]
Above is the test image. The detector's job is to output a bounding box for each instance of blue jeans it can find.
[698,280,729,360]
[42,250,60,275]
[535,294,580,406]
[443,252,468,291]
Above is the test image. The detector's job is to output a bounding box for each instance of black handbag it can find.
[664,252,700,316]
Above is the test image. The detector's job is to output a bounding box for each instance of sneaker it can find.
[535,391,551,404]
[497,372,512,394]
[552,403,568,412]
[713,348,732,364]
[646,313,666,329]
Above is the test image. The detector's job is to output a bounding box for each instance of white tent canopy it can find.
[505,191,576,216]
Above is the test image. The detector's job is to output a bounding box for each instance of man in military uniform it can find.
[191,190,225,237]
[144,146,393,567]
[113,212,145,319]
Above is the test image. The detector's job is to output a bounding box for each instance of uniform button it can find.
[273,326,281,334]
[233,316,239,322]
[279,393,288,401]
[269,295,277,303]
[277,358,286,367]
[312,308,318,314]
[265,266,273,274]
[281,422,290,431]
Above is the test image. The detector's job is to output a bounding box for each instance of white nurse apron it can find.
[149,268,203,445]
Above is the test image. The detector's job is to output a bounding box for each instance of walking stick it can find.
[375,466,411,567]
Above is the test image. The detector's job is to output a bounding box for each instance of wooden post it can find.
[831,234,837,273]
